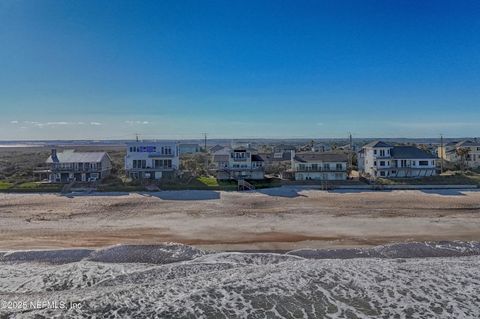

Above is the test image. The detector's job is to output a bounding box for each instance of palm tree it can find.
[456,147,470,172]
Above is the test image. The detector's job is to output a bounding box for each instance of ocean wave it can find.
[1,253,479,318]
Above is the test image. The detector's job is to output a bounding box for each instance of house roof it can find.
[251,154,264,162]
[363,140,393,148]
[259,152,292,162]
[213,154,229,162]
[209,145,225,153]
[233,146,258,152]
[455,140,480,147]
[293,152,348,163]
[390,146,437,159]
[46,150,109,163]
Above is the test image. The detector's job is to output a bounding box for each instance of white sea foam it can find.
[1,242,479,318]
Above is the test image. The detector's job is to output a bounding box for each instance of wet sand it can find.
[0,188,479,251]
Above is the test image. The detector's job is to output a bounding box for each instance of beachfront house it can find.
[290,152,348,180]
[215,147,265,180]
[438,140,480,169]
[46,149,112,183]
[125,141,180,180]
[258,151,292,176]
[358,141,437,178]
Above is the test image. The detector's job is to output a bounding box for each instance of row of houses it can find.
[438,140,480,169]
[43,139,479,183]
[210,141,436,180]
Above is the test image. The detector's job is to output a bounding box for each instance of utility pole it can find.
[202,133,208,176]
[203,133,207,152]
[440,134,444,174]
[348,132,353,176]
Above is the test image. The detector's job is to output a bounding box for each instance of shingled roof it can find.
[46,150,109,163]
[390,146,437,159]
[293,152,348,163]
[363,141,393,148]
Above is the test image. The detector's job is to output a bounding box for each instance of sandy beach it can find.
[1,188,479,251]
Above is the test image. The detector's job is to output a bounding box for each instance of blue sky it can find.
[1,0,479,140]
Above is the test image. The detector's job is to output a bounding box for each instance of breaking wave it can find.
[1,242,480,318]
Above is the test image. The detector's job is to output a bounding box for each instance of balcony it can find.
[295,167,345,172]
[127,165,178,171]
[147,153,176,158]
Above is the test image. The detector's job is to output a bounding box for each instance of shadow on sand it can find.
[255,187,308,198]
[140,190,221,201]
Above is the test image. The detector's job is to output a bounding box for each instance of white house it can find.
[125,141,180,180]
[438,140,480,168]
[358,141,437,178]
[46,149,112,183]
[291,152,348,181]
[215,147,265,180]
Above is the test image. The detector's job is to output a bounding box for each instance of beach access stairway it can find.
[238,179,255,191]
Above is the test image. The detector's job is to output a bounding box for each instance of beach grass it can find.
[196,176,219,187]
[0,181,13,189]
[376,172,480,186]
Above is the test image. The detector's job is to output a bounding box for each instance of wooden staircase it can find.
[238,179,255,191]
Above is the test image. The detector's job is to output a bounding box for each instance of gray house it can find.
[46,149,112,183]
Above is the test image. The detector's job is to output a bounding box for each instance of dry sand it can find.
[1,187,479,251]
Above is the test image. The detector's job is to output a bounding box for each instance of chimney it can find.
[51,149,58,162]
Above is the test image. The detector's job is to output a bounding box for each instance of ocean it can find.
[1,242,479,318]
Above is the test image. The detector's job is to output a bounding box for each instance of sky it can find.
[0,0,479,140]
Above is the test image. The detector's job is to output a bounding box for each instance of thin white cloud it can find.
[125,120,150,125]
[16,121,100,128]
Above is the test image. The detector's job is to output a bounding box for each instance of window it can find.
[380,161,385,166]
[299,164,306,171]
[374,161,377,166]
[419,160,428,166]
[391,170,396,174]
[311,164,318,171]
[380,150,385,157]
[374,150,377,155]
[336,163,343,170]
[323,163,330,170]
[380,171,386,177]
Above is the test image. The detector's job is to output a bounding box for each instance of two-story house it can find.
[46,149,112,183]
[215,147,265,180]
[438,140,480,168]
[291,152,348,180]
[125,141,180,180]
[358,141,437,178]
